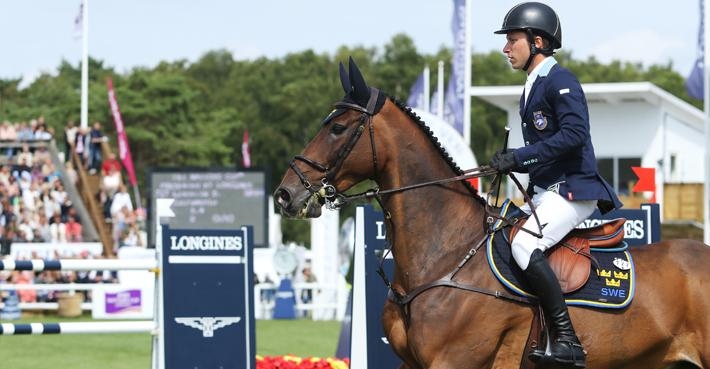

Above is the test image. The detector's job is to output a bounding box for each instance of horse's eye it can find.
[330,123,347,135]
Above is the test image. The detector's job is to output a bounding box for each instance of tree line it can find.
[0,34,696,244]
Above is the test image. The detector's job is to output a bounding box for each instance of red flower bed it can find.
[256,355,350,369]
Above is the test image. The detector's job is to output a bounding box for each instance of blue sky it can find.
[0,0,701,86]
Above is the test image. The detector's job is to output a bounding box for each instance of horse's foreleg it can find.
[383,301,421,368]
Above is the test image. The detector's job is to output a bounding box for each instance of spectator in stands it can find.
[16,121,33,141]
[0,121,13,141]
[18,172,34,210]
[16,212,36,242]
[0,122,16,157]
[88,121,105,174]
[40,183,58,220]
[0,199,15,229]
[34,145,50,168]
[65,215,82,242]
[16,144,33,167]
[12,157,32,182]
[119,222,143,248]
[49,212,66,243]
[12,271,37,303]
[111,193,136,251]
[300,266,317,304]
[102,152,121,176]
[40,159,60,186]
[110,183,132,219]
[64,120,78,157]
[34,124,52,141]
[0,165,11,188]
[100,166,121,220]
[0,225,9,255]
[74,127,90,169]
[50,181,70,220]
[6,175,20,200]
[36,212,51,242]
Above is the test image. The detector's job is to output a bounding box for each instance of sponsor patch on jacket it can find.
[533,111,547,130]
[559,88,570,95]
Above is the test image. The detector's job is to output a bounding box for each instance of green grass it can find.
[0,315,344,369]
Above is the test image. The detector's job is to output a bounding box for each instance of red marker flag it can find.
[631,167,655,192]
[632,166,656,203]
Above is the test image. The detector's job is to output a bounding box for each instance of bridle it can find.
[288,88,502,213]
[287,88,383,211]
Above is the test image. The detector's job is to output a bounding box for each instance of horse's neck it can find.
[376,119,487,289]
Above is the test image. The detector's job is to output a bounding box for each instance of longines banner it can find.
[160,225,255,369]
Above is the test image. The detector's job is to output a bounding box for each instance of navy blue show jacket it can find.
[512,61,622,214]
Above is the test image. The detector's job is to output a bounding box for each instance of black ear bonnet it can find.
[322,56,386,125]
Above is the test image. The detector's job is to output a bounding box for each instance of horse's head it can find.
[274,57,388,218]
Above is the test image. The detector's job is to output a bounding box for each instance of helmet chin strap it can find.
[523,29,556,71]
[522,29,538,71]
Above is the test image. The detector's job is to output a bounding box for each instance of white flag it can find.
[242,129,251,168]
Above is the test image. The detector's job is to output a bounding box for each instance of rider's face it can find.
[502,31,530,71]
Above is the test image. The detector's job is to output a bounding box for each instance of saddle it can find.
[508,217,627,369]
[509,217,627,293]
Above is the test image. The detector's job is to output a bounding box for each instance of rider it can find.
[490,2,622,367]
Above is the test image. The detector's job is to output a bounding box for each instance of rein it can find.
[288,93,541,309]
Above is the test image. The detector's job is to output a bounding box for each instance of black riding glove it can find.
[489,149,517,173]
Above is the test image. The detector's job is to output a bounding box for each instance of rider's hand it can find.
[489,149,517,173]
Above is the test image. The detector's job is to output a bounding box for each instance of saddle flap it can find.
[509,219,592,293]
[545,237,591,293]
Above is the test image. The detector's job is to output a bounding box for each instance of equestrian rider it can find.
[490,2,622,368]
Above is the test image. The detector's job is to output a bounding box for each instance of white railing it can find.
[0,283,103,311]
[255,282,342,320]
[1,281,348,319]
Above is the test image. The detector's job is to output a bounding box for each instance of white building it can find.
[470,82,705,222]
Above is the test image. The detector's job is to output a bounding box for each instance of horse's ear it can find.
[348,57,371,107]
[339,62,352,95]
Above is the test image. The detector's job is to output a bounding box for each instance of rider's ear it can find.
[348,57,371,107]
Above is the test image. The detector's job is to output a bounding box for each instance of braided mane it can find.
[390,97,486,205]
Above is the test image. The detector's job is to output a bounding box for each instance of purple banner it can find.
[407,72,426,109]
[105,289,142,314]
[448,0,466,135]
[687,0,705,100]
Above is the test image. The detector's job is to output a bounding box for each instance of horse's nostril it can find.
[274,188,291,207]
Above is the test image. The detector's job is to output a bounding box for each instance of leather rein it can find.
[287,93,538,308]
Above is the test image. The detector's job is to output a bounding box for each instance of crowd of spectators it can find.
[0,120,77,248]
[2,122,81,247]
[0,117,144,309]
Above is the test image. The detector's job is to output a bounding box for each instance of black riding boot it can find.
[525,249,586,368]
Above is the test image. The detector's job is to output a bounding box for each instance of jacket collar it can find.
[521,57,558,116]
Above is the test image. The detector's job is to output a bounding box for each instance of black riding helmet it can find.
[494,2,561,70]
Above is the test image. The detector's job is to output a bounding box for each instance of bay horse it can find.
[273,57,710,369]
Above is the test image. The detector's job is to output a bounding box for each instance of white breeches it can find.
[512,189,597,270]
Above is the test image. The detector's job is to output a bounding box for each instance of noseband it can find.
[288,88,383,209]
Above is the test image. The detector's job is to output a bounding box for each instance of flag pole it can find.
[704,0,710,245]
[80,0,89,130]
[437,61,445,119]
[423,64,431,113]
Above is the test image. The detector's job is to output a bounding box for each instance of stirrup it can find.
[551,339,587,368]
[527,348,546,363]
